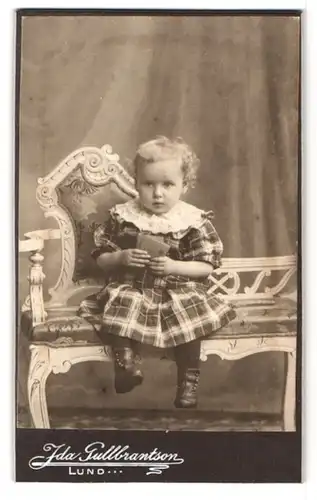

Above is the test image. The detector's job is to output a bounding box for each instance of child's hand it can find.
[119,249,150,268]
[149,256,175,276]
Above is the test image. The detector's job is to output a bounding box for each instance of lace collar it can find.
[111,199,211,235]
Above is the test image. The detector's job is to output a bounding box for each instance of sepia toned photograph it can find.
[17,10,300,443]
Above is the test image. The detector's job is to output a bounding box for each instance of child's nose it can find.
[153,186,163,198]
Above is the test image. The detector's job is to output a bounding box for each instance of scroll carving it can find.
[200,336,296,362]
[264,268,296,296]
[207,271,241,295]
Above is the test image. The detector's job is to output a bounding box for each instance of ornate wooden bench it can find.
[18,144,297,430]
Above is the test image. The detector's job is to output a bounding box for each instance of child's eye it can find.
[144,182,153,187]
[163,182,173,188]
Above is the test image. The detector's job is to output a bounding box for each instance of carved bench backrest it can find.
[36,145,137,305]
[35,144,297,307]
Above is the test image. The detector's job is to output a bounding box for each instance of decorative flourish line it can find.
[29,460,181,476]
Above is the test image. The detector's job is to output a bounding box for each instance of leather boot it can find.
[174,368,200,409]
[113,347,143,394]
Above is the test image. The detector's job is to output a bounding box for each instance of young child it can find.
[78,136,236,408]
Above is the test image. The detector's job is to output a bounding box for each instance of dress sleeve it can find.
[90,212,122,260]
[182,216,224,269]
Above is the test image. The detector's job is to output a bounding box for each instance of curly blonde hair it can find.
[132,136,200,188]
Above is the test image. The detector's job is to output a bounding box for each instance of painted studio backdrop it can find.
[18,15,299,427]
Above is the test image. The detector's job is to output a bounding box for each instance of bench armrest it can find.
[19,229,61,327]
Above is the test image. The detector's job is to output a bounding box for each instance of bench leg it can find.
[28,345,51,429]
[283,351,296,431]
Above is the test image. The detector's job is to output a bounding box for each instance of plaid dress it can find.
[78,201,236,348]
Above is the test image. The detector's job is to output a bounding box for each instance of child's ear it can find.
[182,182,189,194]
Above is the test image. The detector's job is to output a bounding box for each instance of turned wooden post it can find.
[19,237,47,326]
[29,249,47,326]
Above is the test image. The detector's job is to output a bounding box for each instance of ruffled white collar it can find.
[111,199,210,235]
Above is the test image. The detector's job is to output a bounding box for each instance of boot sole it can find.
[115,374,144,394]
[174,401,197,409]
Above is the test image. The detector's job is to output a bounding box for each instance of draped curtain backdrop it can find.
[18,15,300,416]
[19,15,299,256]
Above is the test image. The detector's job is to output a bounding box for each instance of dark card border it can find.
[15,8,303,483]
[16,429,301,483]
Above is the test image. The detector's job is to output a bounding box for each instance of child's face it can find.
[136,158,187,215]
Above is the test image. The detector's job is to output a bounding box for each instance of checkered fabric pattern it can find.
[78,212,236,348]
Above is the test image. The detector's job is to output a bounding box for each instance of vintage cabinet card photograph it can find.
[16,9,302,483]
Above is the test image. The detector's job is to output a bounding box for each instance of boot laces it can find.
[183,375,198,395]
